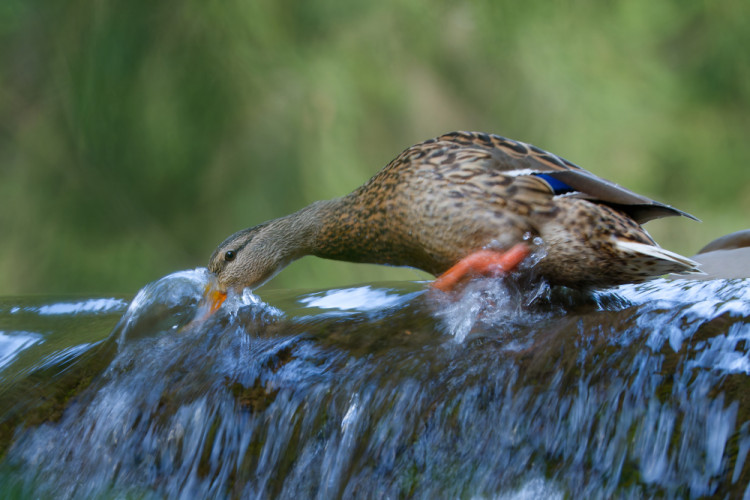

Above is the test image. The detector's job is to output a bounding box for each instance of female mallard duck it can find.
[208,131,699,302]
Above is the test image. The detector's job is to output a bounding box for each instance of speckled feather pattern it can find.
[210,131,698,290]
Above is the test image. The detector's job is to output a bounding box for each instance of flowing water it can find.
[0,270,749,499]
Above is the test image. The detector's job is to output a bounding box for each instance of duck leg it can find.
[432,243,530,292]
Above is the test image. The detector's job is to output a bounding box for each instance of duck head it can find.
[207,222,291,295]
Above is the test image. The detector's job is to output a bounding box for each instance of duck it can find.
[676,229,750,281]
[207,131,700,307]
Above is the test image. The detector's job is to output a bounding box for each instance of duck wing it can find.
[433,131,699,224]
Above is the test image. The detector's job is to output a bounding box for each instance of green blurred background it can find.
[1,0,748,295]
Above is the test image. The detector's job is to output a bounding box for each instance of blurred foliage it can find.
[0,0,748,294]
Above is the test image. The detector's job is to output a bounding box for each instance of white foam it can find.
[35,298,127,316]
[299,286,415,312]
[0,330,43,370]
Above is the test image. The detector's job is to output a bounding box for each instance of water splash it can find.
[429,277,556,342]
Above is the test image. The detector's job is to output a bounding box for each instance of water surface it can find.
[0,271,748,498]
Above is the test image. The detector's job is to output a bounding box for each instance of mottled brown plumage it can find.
[208,131,699,292]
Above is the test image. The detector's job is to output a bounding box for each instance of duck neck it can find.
[261,198,346,262]
[263,193,399,268]
[308,192,398,265]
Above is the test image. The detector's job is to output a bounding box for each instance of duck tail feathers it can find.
[615,239,702,275]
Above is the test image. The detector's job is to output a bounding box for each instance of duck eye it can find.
[224,250,236,262]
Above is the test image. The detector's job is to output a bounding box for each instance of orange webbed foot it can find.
[432,243,531,292]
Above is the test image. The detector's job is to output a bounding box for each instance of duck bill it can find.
[179,285,227,332]
[204,285,227,315]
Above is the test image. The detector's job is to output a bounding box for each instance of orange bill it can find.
[205,285,227,314]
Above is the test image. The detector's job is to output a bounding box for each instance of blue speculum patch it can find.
[534,173,575,194]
